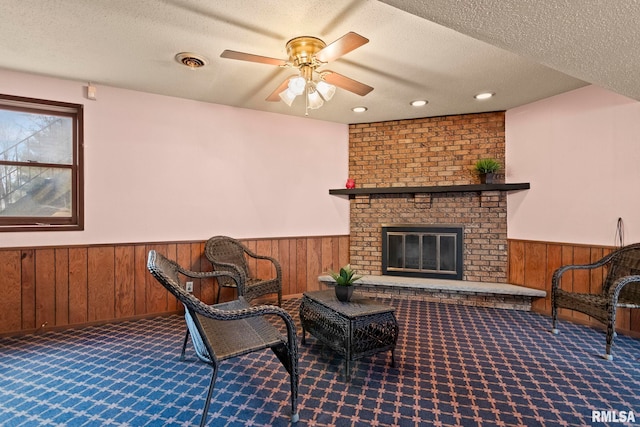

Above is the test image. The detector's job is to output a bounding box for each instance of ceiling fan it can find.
[220,32,373,114]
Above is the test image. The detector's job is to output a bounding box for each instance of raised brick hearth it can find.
[318,275,546,311]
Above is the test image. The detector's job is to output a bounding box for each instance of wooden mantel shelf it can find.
[329,183,530,199]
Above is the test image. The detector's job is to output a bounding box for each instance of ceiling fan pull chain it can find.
[305,84,310,116]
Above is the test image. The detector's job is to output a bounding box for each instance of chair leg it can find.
[289,352,299,423]
[604,308,618,361]
[271,343,299,422]
[180,329,191,361]
[551,303,559,335]
[200,365,219,427]
[605,330,615,360]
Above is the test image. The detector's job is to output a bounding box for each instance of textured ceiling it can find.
[0,0,627,124]
[382,0,640,102]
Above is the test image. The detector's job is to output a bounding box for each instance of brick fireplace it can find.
[347,112,508,283]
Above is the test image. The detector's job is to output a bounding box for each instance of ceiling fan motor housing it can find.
[286,36,326,67]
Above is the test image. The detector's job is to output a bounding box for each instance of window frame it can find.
[0,94,84,232]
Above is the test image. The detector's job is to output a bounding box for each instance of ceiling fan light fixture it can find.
[288,76,306,96]
[279,89,297,106]
[307,88,324,109]
[221,32,372,115]
[316,80,336,101]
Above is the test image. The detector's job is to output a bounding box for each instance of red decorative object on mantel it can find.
[346,178,356,189]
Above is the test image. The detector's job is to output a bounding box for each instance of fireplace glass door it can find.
[383,226,463,279]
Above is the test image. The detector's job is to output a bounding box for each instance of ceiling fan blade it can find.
[322,71,373,96]
[315,32,369,63]
[266,78,292,101]
[220,50,288,66]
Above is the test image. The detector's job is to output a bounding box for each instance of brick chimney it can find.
[347,112,508,283]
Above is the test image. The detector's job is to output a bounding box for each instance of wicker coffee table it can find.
[299,289,399,381]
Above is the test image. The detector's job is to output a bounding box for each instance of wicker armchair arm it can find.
[606,275,640,303]
[242,249,283,279]
[205,299,289,321]
[551,254,616,292]
[208,259,247,280]
[174,263,241,285]
[148,250,241,287]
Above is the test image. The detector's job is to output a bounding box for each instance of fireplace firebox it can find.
[382,225,463,280]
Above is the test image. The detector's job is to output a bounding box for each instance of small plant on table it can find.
[328,264,362,302]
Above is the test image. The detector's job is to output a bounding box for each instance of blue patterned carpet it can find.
[1,297,638,426]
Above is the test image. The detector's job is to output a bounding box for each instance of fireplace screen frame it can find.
[382,225,464,280]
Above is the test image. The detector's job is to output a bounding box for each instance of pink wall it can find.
[506,85,640,246]
[5,71,637,249]
[0,69,350,247]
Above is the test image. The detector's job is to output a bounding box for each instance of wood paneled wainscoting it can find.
[508,239,640,337]
[0,235,350,336]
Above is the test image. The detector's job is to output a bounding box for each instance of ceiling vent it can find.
[175,52,208,69]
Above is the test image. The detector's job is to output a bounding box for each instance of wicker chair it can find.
[551,243,640,360]
[146,250,299,426]
[205,235,282,306]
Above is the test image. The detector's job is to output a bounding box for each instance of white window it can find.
[0,94,83,231]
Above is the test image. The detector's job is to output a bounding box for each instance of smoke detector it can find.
[175,52,208,69]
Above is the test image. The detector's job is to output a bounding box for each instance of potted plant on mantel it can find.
[328,264,362,302]
[474,158,501,184]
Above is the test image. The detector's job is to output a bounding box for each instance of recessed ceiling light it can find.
[410,100,428,107]
[474,92,495,100]
[352,106,368,113]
